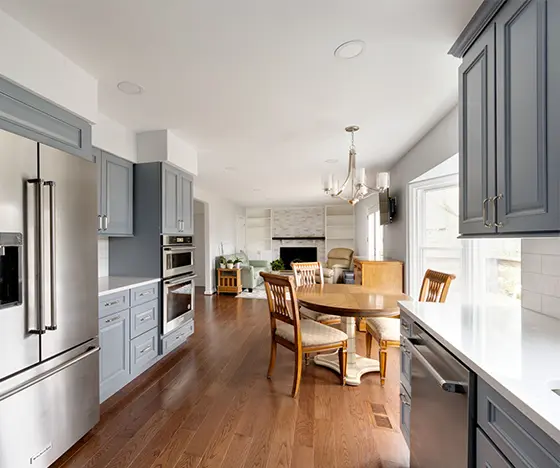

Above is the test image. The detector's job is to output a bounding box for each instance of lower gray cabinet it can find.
[130,299,158,339]
[130,328,159,378]
[162,319,194,356]
[399,385,411,447]
[477,429,512,468]
[99,310,130,402]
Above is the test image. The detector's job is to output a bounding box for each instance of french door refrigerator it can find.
[0,129,99,467]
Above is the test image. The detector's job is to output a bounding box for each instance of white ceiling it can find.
[0,0,481,206]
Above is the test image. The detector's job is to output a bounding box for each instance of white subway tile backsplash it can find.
[522,238,560,316]
[98,238,109,278]
[541,295,560,320]
[521,290,541,312]
[521,254,541,273]
[541,255,560,277]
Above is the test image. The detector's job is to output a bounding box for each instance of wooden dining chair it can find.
[365,269,456,386]
[260,272,348,397]
[292,262,340,326]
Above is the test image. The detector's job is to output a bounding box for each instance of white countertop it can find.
[399,300,560,444]
[98,276,160,297]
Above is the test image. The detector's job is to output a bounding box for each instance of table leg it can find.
[313,316,380,386]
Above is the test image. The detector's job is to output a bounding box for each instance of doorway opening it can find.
[193,199,210,294]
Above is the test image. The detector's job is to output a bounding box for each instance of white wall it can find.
[383,106,459,262]
[0,9,98,122]
[92,113,137,162]
[137,130,198,175]
[194,184,243,292]
[193,201,207,288]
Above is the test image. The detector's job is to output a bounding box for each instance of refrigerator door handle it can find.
[27,179,46,335]
[0,346,100,403]
[45,181,57,331]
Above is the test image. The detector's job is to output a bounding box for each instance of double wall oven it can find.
[161,235,196,335]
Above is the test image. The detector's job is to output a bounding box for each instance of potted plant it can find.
[270,258,285,271]
[234,257,243,269]
[226,258,234,269]
[219,256,227,269]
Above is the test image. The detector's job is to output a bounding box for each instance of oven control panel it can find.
[162,235,193,246]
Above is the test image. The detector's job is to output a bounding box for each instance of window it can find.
[408,160,520,305]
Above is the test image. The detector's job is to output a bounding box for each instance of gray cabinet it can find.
[495,0,559,233]
[96,148,134,236]
[476,429,512,468]
[162,164,181,234]
[161,163,194,235]
[130,328,159,377]
[459,24,496,236]
[455,0,560,236]
[99,310,130,402]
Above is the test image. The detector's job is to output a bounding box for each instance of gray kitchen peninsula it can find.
[399,300,560,468]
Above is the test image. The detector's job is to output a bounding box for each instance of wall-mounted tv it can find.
[379,190,397,225]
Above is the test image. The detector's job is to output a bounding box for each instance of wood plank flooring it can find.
[53,288,409,468]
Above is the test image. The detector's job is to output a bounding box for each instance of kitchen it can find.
[0,76,198,466]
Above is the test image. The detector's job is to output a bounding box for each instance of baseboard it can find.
[204,289,216,296]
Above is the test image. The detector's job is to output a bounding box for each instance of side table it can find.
[217,268,242,295]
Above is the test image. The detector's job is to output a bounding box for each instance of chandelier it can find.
[323,126,390,205]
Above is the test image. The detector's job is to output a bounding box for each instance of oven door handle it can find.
[163,246,195,252]
[164,275,197,286]
[407,338,467,394]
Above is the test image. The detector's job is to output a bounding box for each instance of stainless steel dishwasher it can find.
[404,327,472,468]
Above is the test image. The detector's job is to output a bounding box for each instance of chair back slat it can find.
[260,272,300,330]
[292,262,324,287]
[418,269,456,303]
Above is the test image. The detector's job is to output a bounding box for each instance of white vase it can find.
[227,263,233,269]
[235,263,241,269]
[220,263,226,269]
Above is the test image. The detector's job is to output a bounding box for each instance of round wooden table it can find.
[297,283,410,386]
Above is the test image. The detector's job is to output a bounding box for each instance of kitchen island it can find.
[399,300,560,467]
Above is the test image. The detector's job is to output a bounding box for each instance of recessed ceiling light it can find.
[334,40,365,59]
[225,166,237,171]
[325,159,338,164]
[117,81,144,95]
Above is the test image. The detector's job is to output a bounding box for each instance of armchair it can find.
[318,248,354,284]
[216,252,270,292]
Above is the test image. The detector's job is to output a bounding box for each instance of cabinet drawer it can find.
[478,379,560,468]
[400,313,413,338]
[130,282,159,307]
[399,385,411,447]
[130,299,159,339]
[130,328,158,376]
[400,338,412,395]
[99,290,130,318]
[477,428,512,468]
[162,320,194,355]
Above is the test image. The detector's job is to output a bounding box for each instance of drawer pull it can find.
[139,315,151,322]
[104,300,120,307]
[401,344,411,357]
[400,392,411,407]
[105,315,121,323]
[138,291,152,297]
[140,345,152,354]
[175,334,185,341]
[401,322,410,331]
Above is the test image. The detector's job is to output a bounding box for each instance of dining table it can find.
[297,283,410,386]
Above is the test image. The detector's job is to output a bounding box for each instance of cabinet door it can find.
[93,147,103,233]
[459,24,497,235]
[476,429,513,468]
[162,164,181,234]
[99,310,130,402]
[101,151,133,235]
[495,0,559,232]
[180,173,193,234]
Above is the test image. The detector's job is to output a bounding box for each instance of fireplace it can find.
[280,247,318,269]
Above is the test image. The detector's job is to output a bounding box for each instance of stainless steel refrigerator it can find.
[0,129,99,467]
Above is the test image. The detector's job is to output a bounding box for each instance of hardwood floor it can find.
[53,289,409,468]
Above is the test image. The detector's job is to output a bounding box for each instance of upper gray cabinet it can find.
[161,163,193,235]
[459,24,496,235]
[453,0,560,236]
[96,148,134,236]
